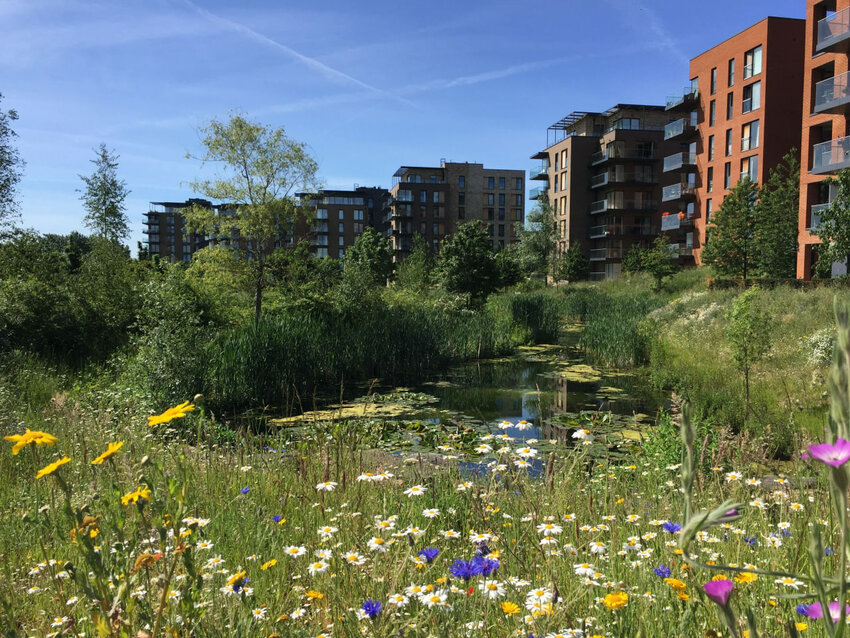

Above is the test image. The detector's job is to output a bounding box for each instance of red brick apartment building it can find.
[798,0,850,278]
[668,17,805,265]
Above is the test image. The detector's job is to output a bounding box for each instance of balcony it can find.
[662,152,697,172]
[661,214,681,231]
[529,161,550,180]
[664,117,697,141]
[590,173,610,189]
[661,182,696,202]
[590,147,655,166]
[589,248,623,261]
[588,271,606,282]
[666,243,694,258]
[590,200,608,214]
[588,225,609,239]
[817,7,850,53]
[812,135,850,174]
[665,87,699,112]
[815,71,850,114]
[529,186,547,200]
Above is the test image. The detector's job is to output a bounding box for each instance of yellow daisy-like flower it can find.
[734,572,758,583]
[148,401,195,427]
[664,578,687,592]
[91,442,124,465]
[796,622,807,631]
[500,601,520,615]
[121,486,152,505]
[261,559,277,571]
[36,456,71,479]
[5,429,58,455]
[305,590,323,600]
[677,592,690,602]
[603,591,628,610]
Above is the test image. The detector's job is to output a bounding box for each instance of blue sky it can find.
[4,0,804,252]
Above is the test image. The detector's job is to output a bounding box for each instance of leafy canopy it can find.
[79,144,131,243]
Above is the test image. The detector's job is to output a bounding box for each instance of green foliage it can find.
[395,233,432,292]
[557,242,589,282]
[515,192,556,278]
[344,226,392,285]
[754,149,800,278]
[642,235,680,291]
[185,245,253,323]
[725,287,772,409]
[701,177,759,279]
[0,93,24,233]
[621,244,645,275]
[78,144,131,243]
[814,167,850,279]
[436,221,497,303]
[494,246,523,288]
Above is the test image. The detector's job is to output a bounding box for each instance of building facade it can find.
[299,187,390,259]
[142,199,217,262]
[388,162,525,257]
[531,105,678,281]
[798,0,850,278]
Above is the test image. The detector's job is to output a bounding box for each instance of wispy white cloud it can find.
[180,0,416,109]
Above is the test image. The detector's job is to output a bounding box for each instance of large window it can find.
[725,129,733,156]
[488,177,495,189]
[707,167,714,193]
[726,93,734,120]
[458,176,465,189]
[515,177,522,190]
[487,193,495,206]
[708,135,715,160]
[316,208,328,219]
[741,155,758,182]
[499,177,505,189]
[710,67,717,94]
[728,58,735,87]
[743,45,762,79]
[612,117,641,130]
[709,100,716,126]
[741,120,760,152]
[724,163,731,189]
[742,81,761,113]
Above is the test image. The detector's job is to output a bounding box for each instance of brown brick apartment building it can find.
[142,199,218,261]
[299,187,390,259]
[531,105,679,281]
[674,17,805,265]
[798,0,850,278]
[388,162,525,257]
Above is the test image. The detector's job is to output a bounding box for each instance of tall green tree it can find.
[344,226,393,286]
[516,192,556,278]
[556,242,589,282]
[184,112,320,323]
[0,93,24,234]
[395,233,432,292]
[813,167,850,278]
[701,176,759,279]
[726,286,771,413]
[754,149,800,278]
[79,144,131,243]
[437,221,497,303]
[642,235,680,291]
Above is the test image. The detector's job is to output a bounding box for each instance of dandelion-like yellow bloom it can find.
[261,559,277,571]
[148,401,195,427]
[91,442,123,465]
[121,486,152,505]
[664,578,687,592]
[603,591,628,610]
[305,590,323,600]
[226,570,246,587]
[5,428,58,455]
[500,601,520,615]
[35,456,71,479]
[734,572,758,584]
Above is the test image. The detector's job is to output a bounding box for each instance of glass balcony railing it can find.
[588,225,609,239]
[812,135,850,174]
[590,173,609,188]
[661,182,696,202]
[589,248,608,261]
[663,152,697,172]
[589,200,608,214]
[665,87,699,111]
[588,271,606,282]
[818,7,850,52]
[529,186,547,200]
[529,161,550,180]
[661,214,681,231]
[815,71,850,113]
[664,116,697,140]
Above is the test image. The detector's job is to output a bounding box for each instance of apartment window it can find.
[338,235,344,247]
[397,189,413,202]
[741,120,760,152]
[561,173,568,190]
[514,194,522,206]
[710,67,717,94]
[724,162,731,189]
[612,117,641,130]
[419,191,426,203]
[353,222,364,233]
[726,92,734,120]
[430,175,437,183]
[498,224,505,237]
[708,135,715,160]
[554,154,559,171]
[743,45,762,79]
[561,150,567,168]
[459,207,465,219]
[354,210,363,221]
[554,179,558,193]
[707,167,714,193]
[728,58,735,87]
[513,208,522,221]
[488,177,495,189]
[458,176,465,188]
[709,100,716,126]
[316,208,328,219]
[458,193,465,206]
[487,224,494,237]
[488,208,494,220]
[498,193,505,206]
[742,81,761,113]
[499,177,505,189]
[725,129,732,156]
[314,221,329,233]
[338,222,344,233]
[315,235,328,246]
[741,155,758,182]
[515,177,522,190]
[498,208,505,220]
[433,191,440,204]
[316,248,328,258]
[706,198,713,222]
[407,173,422,183]
[338,248,345,258]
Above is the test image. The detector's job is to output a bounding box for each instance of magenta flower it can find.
[703,579,734,606]
[807,601,850,621]
[808,439,850,466]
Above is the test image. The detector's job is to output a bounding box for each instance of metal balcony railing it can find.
[530,187,547,200]
[663,152,697,172]
[815,71,850,114]
[818,7,850,52]
[589,248,608,261]
[812,135,850,174]
[661,182,696,202]
[664,117,697,140]
[590,173,609,188]
[589,200,608,214]
[529,161,550,180]
[588,271,606,282]
[665,87,699,111]
[661,214,681,231]
[588,225,609,239]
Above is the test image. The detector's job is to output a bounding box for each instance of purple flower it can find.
[808,438,850,466]
[449,559,482,581]
[418,548,440,563]
[663,521,682,533]
[703,579,734,606]
[473,555,500,576]
[806,601,850,621]
[240,487,250,494]
[272,515,283,523]
[653,565,671,578]
[361,600,382,619]
[796,604,811,616]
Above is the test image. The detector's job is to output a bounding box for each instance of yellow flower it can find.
[5,429,58,455]
[226,570,246,587]
[36,456,71,479]
[91,442,123,465]
[148,401,195,427]
[664,578,687,592]
[501,601,520,615]
[711,574,729,581]
[677,592,690,601]
[305,590,323,599]
[261,559,277,571]
[121,486,152,505]
[603,591,628,610]
[796,622,807,631]
[734,572,758,584]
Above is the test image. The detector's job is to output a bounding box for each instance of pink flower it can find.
[807,601,850,621]
[808,439,850,467]
[703,579,734,606]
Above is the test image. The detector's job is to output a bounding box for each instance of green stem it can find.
[836,484,848,638]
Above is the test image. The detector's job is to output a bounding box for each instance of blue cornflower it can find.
[796,603,810,616]
[743,536,758,546]
[272,515,283,523]
[662,521,682,533]
[361,600,382,619]
[240,487,250,494]
[232,576,250,593]
[476,543,492,557]
[473,555,500,576]
[780,528,792,537]
[653,565,672,578]
[418,548,440,563]
[826,547,836,556]
[449,559,482,581]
